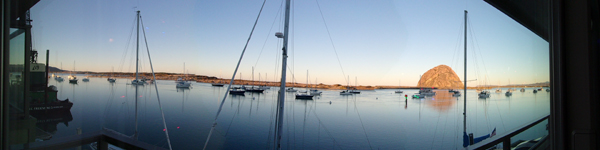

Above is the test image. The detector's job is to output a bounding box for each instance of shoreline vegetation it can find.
[51,71,550,90]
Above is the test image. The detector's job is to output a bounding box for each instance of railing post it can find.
[503,138,511,150]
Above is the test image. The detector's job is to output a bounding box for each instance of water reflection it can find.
[425,91,457,112]
[31,111,73,141]
[41,75,549,149]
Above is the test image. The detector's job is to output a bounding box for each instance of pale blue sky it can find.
[30,0,549,86]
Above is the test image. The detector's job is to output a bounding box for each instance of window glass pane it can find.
[6,0,549,149]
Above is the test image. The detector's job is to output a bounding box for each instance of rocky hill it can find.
[417,65,462,89]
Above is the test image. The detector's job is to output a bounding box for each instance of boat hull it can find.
[229,90,245,95]
[246,89,264,93]
[295,94,314,100]
[29,99,73,114]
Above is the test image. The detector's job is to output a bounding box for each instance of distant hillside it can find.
[48,66,65,72]
[481,81,550,88]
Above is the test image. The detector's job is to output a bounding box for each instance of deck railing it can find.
[27,128,167,150]
[470,114,549,150]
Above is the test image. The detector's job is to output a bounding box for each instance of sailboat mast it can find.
[463,10,468,134]
[306,70,309,90]
[276,0,291,149]
[135,10,140,81]
[133,10,141,140]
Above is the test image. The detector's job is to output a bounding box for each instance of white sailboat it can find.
[309,78,322,96]
[68,61,78,83]
[55,62,64,82]
[395,79,403,93]
[107,66,116,82]
[176,63,191,88]
[505,79,512,96]
[285,77,298,92]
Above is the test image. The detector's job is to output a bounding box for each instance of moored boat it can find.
[340,90,353,95]
[478,91,490,98]
[229,87,246,95]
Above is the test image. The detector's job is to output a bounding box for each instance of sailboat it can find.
[93,11,173,150]
[176,63,192,88]
[505,79,512,96]
[68,61,78,84]
[309,78,322,96]
[285,78,298,92]
[340,75,353,95]
[495,81,502,93]
[349,76,361,94]
[245,67,264,93]
[55,62,64,82]
[461,10,496,147]
[130,14,145,86]
[211,71,225,87]
[229,72,246,95]
[107,66,116,82]
[258,73,270,90]
[285,69,298,92]
[395,79,403,93]
[478,77,491,98]
[296,70,314,99]
[82,76,90,82]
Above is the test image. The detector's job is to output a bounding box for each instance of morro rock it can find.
[417,65,462,89]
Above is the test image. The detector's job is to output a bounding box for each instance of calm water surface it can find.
[46,74,549,149]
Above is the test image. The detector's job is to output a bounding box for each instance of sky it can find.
[29,0,550,86]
